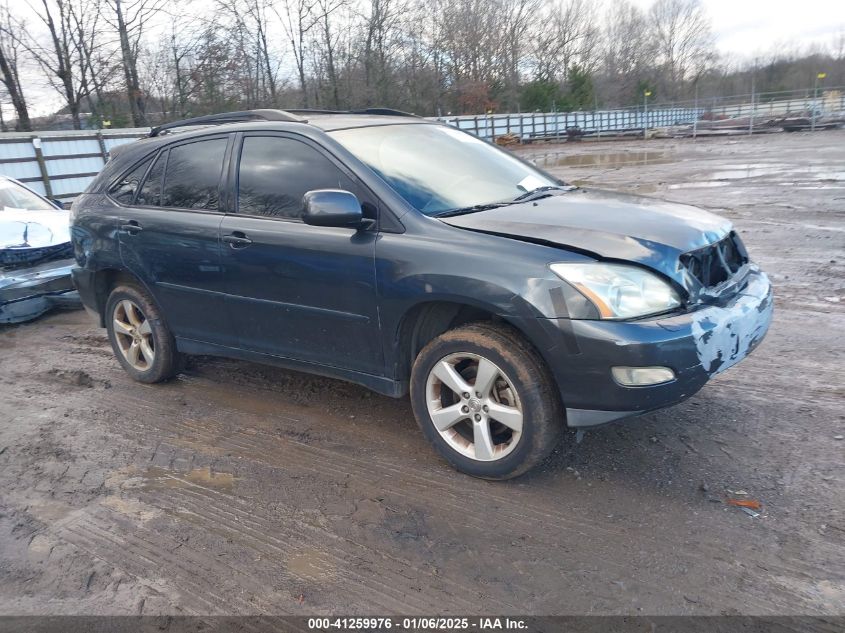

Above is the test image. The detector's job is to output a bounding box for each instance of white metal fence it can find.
[0,129,146,201]
[437,90,845,141]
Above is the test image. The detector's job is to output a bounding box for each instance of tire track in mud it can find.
[101,396,832,615]
[59,511,293,616]
[9,296,844,615]
[8,351,838,615]
[140,477,484,613]
[174,424,835,614]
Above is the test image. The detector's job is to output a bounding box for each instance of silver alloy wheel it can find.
[112,299,155,371]
[425,352,523,462]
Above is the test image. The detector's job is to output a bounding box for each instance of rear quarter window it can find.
[161,138,228,210]
[108,156,153,204]
[136,151,166,207]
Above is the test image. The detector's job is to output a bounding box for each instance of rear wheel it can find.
[105,285,178,383]
[410,322,563,479]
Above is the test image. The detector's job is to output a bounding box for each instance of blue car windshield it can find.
[329,123,559,216]
[0,179,55,211]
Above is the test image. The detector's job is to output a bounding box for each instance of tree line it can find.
[1,0,844,131]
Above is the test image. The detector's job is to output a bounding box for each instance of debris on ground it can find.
[494,133,521,146]
[726,499,762,510]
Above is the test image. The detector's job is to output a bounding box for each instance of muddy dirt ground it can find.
[1,131,843,616]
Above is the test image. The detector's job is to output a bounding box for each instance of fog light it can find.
[612,366,675,386]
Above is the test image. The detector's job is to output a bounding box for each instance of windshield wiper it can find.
[511,185,571,202]
[436,203,510,218]
[436,185,572,218]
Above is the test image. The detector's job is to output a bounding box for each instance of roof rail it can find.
[149,109,307,137]
[353,108,418,117]
[285,108,418,118]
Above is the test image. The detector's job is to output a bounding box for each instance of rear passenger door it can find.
[219,133,383,374]
[115,134,234,345]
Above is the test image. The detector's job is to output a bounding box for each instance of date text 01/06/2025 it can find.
[306,617,528,630]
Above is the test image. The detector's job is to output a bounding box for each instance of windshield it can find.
[0,179,55,211]
[330,124,559,216]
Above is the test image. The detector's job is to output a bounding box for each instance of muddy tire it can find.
[410,321,564,479]
[105,284,178,384]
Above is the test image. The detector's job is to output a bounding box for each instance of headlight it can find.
[550,262,682,319]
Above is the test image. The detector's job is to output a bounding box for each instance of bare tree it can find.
[0,1,32,130]
[359,0,405,105]
[68,0,117,125]
[600,0,653,106]
[500,0,541,110]
[22,0,100,129]
[216,0,281,106]
[104,0,166,126]
[311,0,348,108]
[276,0,319,107]
[649,0,715,100]
[530,0,598,85]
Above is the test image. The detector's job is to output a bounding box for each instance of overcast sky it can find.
[631,0,844,57]
[9,0,845,117]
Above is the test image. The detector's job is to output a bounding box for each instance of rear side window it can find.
[161,138,228,210]
[136,151,166,206]
[237,136,356,219]
[109,156,152,204]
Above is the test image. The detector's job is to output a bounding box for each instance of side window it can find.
[136,151,166,207]
[109,156,152,204]
[161,138,228,210]
[237,136,357,219]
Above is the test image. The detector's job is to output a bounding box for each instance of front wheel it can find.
[410,322,564,479]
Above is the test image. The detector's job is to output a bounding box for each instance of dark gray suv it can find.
[70,109,773,479]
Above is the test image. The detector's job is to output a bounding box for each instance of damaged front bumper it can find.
[0,258,79,324]
[540,267,774,427]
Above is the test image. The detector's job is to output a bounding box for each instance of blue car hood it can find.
[439,188,733,285]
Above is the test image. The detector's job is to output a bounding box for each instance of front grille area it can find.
[680,231,748,288]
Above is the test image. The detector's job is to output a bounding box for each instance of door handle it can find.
[222,232,253,249]
[120,220,142,234]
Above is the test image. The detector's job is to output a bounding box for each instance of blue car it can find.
[69,109,773,479]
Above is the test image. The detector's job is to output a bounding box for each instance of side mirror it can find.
[302,189,363,228]
[51,198,65,209]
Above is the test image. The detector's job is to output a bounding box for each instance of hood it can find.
[1,208,71,249]
[1,208,72,268]
[439,188,732,286]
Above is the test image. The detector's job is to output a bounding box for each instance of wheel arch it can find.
[90,267,159,327]
[390,298,546,392]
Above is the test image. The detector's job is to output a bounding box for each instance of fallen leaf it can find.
[727,498,762,510]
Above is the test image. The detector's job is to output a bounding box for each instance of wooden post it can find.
[32,137,53,198]
[96,131,109,163]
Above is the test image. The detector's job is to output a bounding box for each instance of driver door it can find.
[219,133,383,375]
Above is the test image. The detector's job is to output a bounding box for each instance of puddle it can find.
[174,375,302,421]
[533,151,670,168]
[101,496,162,522]
[130,465,237,492]
[182,466,236,490]
[710,167,782,180]
[287,550,333,579]
[669,182,730,189]
[695,163,845,183]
